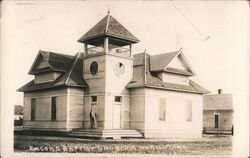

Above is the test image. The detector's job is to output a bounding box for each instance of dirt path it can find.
[14,135,232,156]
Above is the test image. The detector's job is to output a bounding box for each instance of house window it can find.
[51,97,57,121]
[91,96,97,104]
[159,97,166,121]
[31,98,36,121]
[90,61,98,75]
[214,114,219,128]
[114,96,122,103]
[186,102,192,121]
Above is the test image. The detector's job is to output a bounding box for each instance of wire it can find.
[171,0,209,41]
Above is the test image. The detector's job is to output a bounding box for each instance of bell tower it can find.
[78,12,139,129]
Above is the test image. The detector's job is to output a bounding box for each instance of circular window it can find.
[113,62,125,77]
[90,61,98,75]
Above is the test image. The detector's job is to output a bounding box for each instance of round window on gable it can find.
[90,61,98,75]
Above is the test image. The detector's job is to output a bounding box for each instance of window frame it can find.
[31,98,36,121]
[114,96,122,104]
[91,96,98,104]
[186,101,192,122]
[158,97,166,121]
[51,96,57,121]
[214,113,219,128]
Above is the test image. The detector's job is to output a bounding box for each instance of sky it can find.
[1,1,249,156]
[1,1,248,106]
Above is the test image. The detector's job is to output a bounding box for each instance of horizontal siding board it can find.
[35,98,51,120]
[24,121,66,129]
[24,88,67,98]
[69,95,84,121]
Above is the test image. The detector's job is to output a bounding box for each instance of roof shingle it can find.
[127,52,209,94]
[203,94,233,110]
[78,15,139,43]
[29,50,74,75]
[18,52,88,92]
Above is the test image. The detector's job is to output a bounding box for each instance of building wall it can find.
[83,53,133,129]
[34,72,61,84]
[105,54,133,95]
[67,87,84,129]
[83,55,105,94]
[104,54,133,129]
[23,88,68,131]
[83,54,106,129]
[203,110,233,131]
[23,87,86,131]
[143,88,203,138]
[158,73,189,85]
[82,94,105,129]
[130,88,145,130]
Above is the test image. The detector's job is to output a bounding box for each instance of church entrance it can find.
[112,97,122,129]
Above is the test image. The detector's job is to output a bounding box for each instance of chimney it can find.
[218,89,222,94]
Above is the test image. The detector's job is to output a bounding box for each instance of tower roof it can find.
[78,14,140,44]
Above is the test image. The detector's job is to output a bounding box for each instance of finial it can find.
[107,8,110,15]
[180,47,182,51]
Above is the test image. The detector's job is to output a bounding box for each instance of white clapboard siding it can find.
[130,89,145,130]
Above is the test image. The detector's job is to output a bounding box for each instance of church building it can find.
[18,13,209,139]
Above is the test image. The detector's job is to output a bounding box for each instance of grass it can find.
[14,135,232,155]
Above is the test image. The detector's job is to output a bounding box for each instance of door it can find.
[214,114,219,128]
[113,103,121,129]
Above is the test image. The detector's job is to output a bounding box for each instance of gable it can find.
[150,51,195,76]
[36,57,50,69]
[127,52,209,94]
[28,50,74,75]
[167,55,187,71]
[18,52,88,92]
[28,52,53,75]
[164,52,195,76]
[150,51,178,72]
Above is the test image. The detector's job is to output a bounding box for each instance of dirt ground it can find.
[14,134,232,156]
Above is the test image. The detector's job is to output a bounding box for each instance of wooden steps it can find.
[69,129,144,139]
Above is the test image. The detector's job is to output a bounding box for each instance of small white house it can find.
[18,13,209,139]
[203,89,233,134]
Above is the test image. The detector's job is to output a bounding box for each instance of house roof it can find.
[150,51,179,71]
[18,52,88,92]
[19,50,208,94]
[203,94,233,110]
[78,14,139,44]
[127,52,209,94]
[29,50,75,75]
[149,50,195,75]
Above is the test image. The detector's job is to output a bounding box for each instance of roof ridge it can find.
[65,53,81,85]
[105,14,110,33]
[39,50,74,58]
[151,50,180,57]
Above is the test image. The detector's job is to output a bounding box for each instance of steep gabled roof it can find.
[127,52,209,94]
[150,51,179,72]
[18,52,88,92]
[53,53,87,87]
[203,94,233,110]
[149,50,195,76]
[28,50,74,75]
[78,14,139,43]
